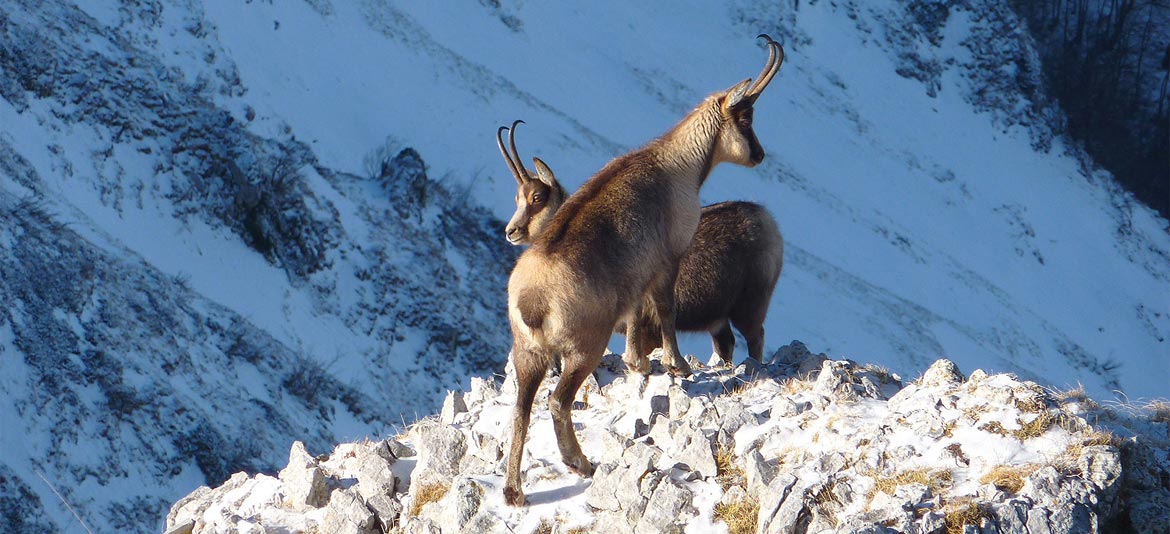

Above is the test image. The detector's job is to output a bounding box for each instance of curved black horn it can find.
[748,34,784,101]
[497,125,523,184]
[508,120,530,180]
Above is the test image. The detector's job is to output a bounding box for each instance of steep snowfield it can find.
[185,0,1166,394]
[0,0,1167,532]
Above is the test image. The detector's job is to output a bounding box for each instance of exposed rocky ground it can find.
[165,343,1170,533]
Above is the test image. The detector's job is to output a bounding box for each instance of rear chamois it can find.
[504,36,784,506]
[498,121,783,365]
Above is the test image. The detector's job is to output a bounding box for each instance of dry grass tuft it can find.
[715,446,746,491]
[1052,384,1100,411]
[779,377,812,396]
[408,482,450,517]
[714,496,760,534]
[869,468,953,498]
[978,420,1009,436]
[1146,400,1170,423]
[944,499,991,534]
[1012,410,1056,440]
[1013,394,1048,414]
[535,519,555,534]
[979,464,1040,494]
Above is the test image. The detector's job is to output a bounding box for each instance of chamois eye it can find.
[532,194,544,204]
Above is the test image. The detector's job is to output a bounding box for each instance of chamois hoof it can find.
[503,486,526,507]
[623,356,651,376]
[666,359,692,377]
[565,456,595,477]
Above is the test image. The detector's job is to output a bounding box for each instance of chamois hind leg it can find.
[710,320,735,366]
[503,343,549,507]
[731,299,770,362]
[550,329,607,476]
[622,316,651,375]
[648,269,692,376]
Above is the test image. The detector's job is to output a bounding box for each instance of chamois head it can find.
[498,120,567,245]
[711,34,784,168]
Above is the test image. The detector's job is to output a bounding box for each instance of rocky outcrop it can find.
[166,342,1168,533]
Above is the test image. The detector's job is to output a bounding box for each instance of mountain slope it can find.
[0,0,1166,532]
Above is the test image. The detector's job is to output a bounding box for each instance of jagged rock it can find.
[635,476,694,533]
[1079,445,1122,512]
[920,359,964,386]
[990,499,1032,534]
[744,448,777,496]
[1126,490,1170,534]
[649,394,669,423]
[684,354,703,370]
[468,432,503,466]
[773,341,813,365]
[622,441,663,472]
[354,446,397,503]
[812,359,859,401]
[672,425,717,479]
[278,441,328,511]
[366,493,402,532]
[585,462,644,513]
[667,384,691,418]
[773,396,811,418]
[757,473,801,534]
[440,390,468,425]
[714,396,759,435]
[163,519,195,534]
[164,355,1146,534]
[400,516,442,534]
[321,487,378,534]
[465,376,499,407]
[420,477,488,533]
[647,416,678,447]
[599,430,634,464]
[410,423,468,488]
[387,438,416,459]
[166,485,214,531]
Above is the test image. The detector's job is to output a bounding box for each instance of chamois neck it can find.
[652,98,723,187]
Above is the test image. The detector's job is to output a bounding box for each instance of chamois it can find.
[504,35,784,506]
[498,121,783,364]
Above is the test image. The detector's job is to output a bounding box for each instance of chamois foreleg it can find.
[503,343,548,507]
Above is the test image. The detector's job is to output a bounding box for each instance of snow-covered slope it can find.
[183,0,1168,397]
[1,0,1167,532]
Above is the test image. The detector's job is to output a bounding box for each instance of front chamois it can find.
[497,122,784,364]
[503,35,784,506]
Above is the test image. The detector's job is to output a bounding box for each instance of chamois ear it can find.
[725,78,753,109]
[532,157,559,189]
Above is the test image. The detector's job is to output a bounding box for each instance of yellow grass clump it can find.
[714,497,760,534]
[408,482,450,517]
